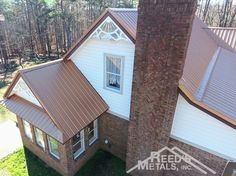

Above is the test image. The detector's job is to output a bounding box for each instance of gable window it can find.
[88,120,98,145]
[23,120,33,141]
[72,130,85,159]
[34,127,45,150]
[104,54,123,93]
[48,136,60,159]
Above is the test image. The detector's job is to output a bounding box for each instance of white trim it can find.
[34,127,45,150]
[73,130,85,159]
[89,120,98,146]
[89,16,133,43]
[104,53,124,94]
[48,136,60,159]
[23,120,33,141]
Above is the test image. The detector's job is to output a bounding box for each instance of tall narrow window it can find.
[48,136,60,159]
[34,127,45,150]
[72,130,85,159]
[88,120,98,145]
[23,120,32,141]
[104,54,123,92]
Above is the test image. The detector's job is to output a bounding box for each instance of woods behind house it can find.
[0,0,235,84]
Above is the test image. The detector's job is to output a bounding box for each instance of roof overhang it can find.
[62,9,136,61]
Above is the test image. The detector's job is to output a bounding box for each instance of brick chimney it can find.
[126,0,197,175]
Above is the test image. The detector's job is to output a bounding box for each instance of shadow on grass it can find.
[24,147,60,176]
[24,147,129,176]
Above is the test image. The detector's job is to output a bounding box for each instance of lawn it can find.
[0,86,16,122]
[0,148,129,176]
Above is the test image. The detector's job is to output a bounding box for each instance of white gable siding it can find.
[71,38,135,120]
[171,95,236,161]
[10,78,42,107]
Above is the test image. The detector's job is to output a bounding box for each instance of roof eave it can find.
[179,85,236,129]
[62,8,136,61]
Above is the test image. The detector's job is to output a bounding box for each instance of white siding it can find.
[171,95,236,161]
[71,39,135,119]
[10,78,42,107]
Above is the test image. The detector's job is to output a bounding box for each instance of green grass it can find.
[76,150,129,176]
[0,86,16,122]
[0,148,128,176]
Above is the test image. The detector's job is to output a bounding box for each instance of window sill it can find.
[104,86,122,94]
[49,152,60,161]
[73,150,85,161]
[36,143,45,151]
[89,137,98,146]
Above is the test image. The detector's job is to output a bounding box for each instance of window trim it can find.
[88,120,98,146]
[47,136,60,160]
[72,129,85,160]
[104,53,124,94]
[23,120,33,141]
[34,127,45,150]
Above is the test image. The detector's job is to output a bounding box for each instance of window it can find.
[72,130,85,159]
[104,54,123,92]
[88,120,98,145]
[23,120,32,141]
[48,136,60,159]
[34,127,45,150]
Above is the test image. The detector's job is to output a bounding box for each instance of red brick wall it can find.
[17,116,70,175]
[17,116,99,176]
[99,112,129,161]
[126,0,197,175]
[165,138,227,176]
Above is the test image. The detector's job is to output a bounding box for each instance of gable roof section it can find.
[205,27,236,53]
[1,95,63,142]
[62,8,236,127]
[3,60,108,143]
[63,8,137,60]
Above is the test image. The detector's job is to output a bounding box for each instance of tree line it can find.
[0,0,137,71]
[197,0,236,27]
[0,0,235,72]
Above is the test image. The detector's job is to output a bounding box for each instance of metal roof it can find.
[4,60,108,143]
[62,8,236,127]
[1,95,63,142]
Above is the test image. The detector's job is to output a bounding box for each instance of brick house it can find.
[2,4,236,176]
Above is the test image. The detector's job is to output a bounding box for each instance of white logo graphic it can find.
[127,146,216,175]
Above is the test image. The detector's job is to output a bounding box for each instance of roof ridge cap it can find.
[195,47,222,101]
[108,8,137,11]
[20,59,62,74]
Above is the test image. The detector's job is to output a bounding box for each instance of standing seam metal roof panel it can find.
[20,60,108,142]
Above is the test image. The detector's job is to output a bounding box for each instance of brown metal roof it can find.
[205,27,236,53]
[62,9,236,127]
[109,8,137,40]
[180,17,218,99]
[63,8,137,60]
[1,95,63,142]
[4,60,108,143]
[200,48,236,124]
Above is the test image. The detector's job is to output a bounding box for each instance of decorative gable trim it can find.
[10,77,42,107]
[90,16,130,42]
[63,9,135,61]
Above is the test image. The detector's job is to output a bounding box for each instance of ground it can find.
[0,148,129,176]
[0,60,48,158]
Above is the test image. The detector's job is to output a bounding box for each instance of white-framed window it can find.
[48,136,60,159]
[104,54,124,93]
[72,130,85,159]
[88,120,98,145]
[34,127,45,150]
[23,120,33,141]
